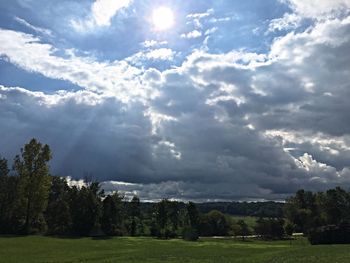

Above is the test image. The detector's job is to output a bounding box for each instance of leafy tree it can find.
[284,189,318,233]
[0,157,9,177]
[254,218,285,240]
[0,157,20,233]
[154,199,170,238]
[187,202,200,229]
[237,219,250,240]
[321,187,350,225]
[200,210,230,236]
[70,182,102,236]
[101,192,124,236]
[45,177,72,235]
[128,196,141,236]
[284,222,294,236]
[14,139,52,234]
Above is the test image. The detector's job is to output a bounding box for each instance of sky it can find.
[1,0,350,202]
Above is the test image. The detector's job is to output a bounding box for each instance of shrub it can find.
[182,227,199,241]
[308,222,350,245]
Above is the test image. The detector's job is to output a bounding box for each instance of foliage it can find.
[13,138,52,234]
[45,177,72,235]
[182,226,199,241]
[254,218,285,240]
[308,222,350,245]
[101,192,124,236]
[197,201,284,217]
[70,183,102,236]
[199,210,230,236]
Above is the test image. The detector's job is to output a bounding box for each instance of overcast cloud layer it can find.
[1,0,350,201]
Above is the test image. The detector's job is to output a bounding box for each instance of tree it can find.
[70,182,102,236]
[0,157,20,234]
[237,219,250,240]
[101,192,124,236]
[321,187,350,225]
[45,177,72,235]
[14,139,52,234]
[187,202,200,230]
[284,189,318,233]
[0,156,9,177]
[128,196,141,236]
[154,199,170,238]
[182,202,200,241]
[200,210,230,236]
[255,218,286,239]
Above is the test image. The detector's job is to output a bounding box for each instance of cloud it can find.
[71,0,132,31]
[0,28,154,103]
[186,9,214,29]
[268,13,302,32]
[126,48,176,65]
[141,40,168,48]
[181,30,202,39]
[187,9,214,20]
[284,0,350,18]
[1,9,350,200]
[14,16,53,37]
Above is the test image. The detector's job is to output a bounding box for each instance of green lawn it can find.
[1,236,350,263]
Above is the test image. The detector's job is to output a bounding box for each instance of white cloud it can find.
[187,9,214,19]
[14,16,53,37]
[126,48,175,64]
[268,13,302,32]
[0,28,155,103]
[142,40,168,48]
[71,0,132,31]
[205,27,218,35]
[181,30,202,39]
[284,0,350,18]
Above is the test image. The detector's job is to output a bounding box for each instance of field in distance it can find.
[1,236,350,263]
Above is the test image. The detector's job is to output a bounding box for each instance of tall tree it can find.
[70,183,102,236]
[186,202,200,230]
[101,192,124,236]
[13,139,52,234]
[128,195,141,236]
[0,156,9,177]
[0,156,19,233]
[45,176,72,235]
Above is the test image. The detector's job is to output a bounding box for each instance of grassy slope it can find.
[1,236,350,263]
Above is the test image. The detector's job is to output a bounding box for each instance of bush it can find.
[308,223,350,245]
[284,222,294,236]
[182,227,199,241]
[254,218,285,240]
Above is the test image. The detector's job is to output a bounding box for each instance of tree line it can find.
[284,188,350,244]
[1,138,350,244]
[0,139,248,239]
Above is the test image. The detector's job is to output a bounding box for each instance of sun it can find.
[152,7,174,31]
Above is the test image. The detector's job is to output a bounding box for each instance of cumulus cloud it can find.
[127,48,176,64]
[181,30,202,39]
[71,0,132,31]
[268,13,302,32]
[284,0,350,18]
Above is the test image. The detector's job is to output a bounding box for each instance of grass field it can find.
[1,236,350,263]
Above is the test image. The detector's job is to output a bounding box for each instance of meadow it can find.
[1,236,350,263]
